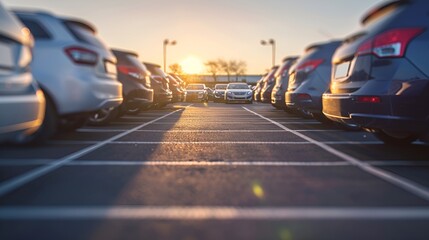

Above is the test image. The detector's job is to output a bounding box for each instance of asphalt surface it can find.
[1,102,429,240]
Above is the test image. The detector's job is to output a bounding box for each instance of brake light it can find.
[356,96,381,103]
[118,65,144,79]
[296,59,324,73]
[65,46,98,65]
[356,28,424,58]
[297,93,312,101]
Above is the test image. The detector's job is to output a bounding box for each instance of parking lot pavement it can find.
[1,102,429,240]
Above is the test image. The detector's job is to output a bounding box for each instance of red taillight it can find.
[64,46,98,65]
[117,65,144,79]
[356,28,424,58]
[356,96,381,103]
[296,59,324,73]
[297,93,312,101]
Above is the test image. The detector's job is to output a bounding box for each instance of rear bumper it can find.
[271,89,286,108]
[0,89,45,142]
[286,92,321,114]
[154,91,173,104]
[322,93,429,133]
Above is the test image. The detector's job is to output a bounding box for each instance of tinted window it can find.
[19,19,51,39]
[187,84,204,90]
[125,54,150,76]
[227,84,249,90]
[215,84,227,90]
[64,21,107,48]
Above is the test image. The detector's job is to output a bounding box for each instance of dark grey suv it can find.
[286,41,341,121]
[271,56,298,110]
[322,0,429,144]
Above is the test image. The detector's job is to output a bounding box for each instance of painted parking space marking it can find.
[1,206,429,220]
[45,141,384,145]
[0,107,190,197]
[243,107,429,202]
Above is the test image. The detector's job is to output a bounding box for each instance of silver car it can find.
[0,4,45,144]
[14,10,123,141]
[225,83,253,104]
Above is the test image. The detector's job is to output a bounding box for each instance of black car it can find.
[213,84,228,103]
[144,62,173,109]
[167,74,185,103]
[260,66,279,103]
[285,41,341,121]
[271,56,298,110]
[322,0,429,144]
[112,49,153,115]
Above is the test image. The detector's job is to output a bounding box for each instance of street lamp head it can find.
[163,39,169,45]
[269,39,275,45]
[260,40,267,45]
[171,40,177,45]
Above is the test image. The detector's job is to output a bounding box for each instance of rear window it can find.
[19,18,51,40]
[362,1,406,26]
[126,54,150,76]
[145,64,167,78]
[64,20,107,48]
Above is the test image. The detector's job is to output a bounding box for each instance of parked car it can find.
[112,49,153,115]
[271,56,299,110]
[253,75,266,102]
[170,73,187,101]
[213,84,228,103]
[167,74,185,103]
[144,62,173,109]
[260,66,279,103]
[185,84,208,102]
[225,83,253,104]
[322,0,429,145]
[0,4,46,144]
[206,87,214,102]
[15,10,122,140]
[285,41,341,121]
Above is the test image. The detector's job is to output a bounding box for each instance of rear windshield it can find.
[145,64,167,77]
[187,84,205,90]
[64,20,107,48]
[362,1,406,26]
[227,84,249,90]
[215,84,227,90]
[18,18,51,40]
[125,54,150,76]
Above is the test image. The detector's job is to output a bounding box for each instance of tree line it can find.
[169,59,247,82]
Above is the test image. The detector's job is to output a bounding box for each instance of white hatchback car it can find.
[225,83,253,104]
[14,10,123,142]
[0,4,45,144]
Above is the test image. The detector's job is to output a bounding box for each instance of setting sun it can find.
[180,56,204,74]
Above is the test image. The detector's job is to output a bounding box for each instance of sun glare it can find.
[180,56,204,74]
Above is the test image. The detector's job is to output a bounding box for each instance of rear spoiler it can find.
[361,0,409,25]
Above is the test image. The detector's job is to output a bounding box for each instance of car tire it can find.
[59,116,87,133]
[373,130,418,145]
[88,107,119,126]
[17,96,58,145]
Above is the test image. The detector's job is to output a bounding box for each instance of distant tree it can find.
[169,63,183,75]
[229,60,247,82]
[218,59,231,82]
[205,61,220,82]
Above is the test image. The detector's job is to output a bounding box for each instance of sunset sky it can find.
[4,0,382,74]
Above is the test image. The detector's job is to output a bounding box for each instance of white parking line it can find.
[1,206,429,220]
[0,107,189,197]
[76,129,343,133]
[243,107,429,202]
[47,141,383,145]
[0,159,428,167]
[148,122,321,125]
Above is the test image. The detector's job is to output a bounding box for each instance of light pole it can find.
[163,39,177,72]
[260,39,276,67]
